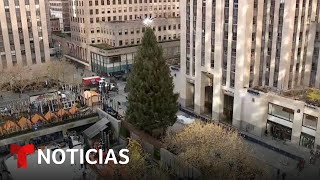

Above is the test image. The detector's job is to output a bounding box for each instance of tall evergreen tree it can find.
[126,27,178,135]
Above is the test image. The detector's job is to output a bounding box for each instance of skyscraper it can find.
[49,0,71,32]
[0,0,51,70]
[180,0,320,148]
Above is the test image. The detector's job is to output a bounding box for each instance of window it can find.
[268,103,294,121]
[303,114,318,130]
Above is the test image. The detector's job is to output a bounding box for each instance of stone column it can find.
[211,0,224,121]
[232,0,251,128]
[315,114,320,149]
[291,107,304,145]
[194,73,205,114]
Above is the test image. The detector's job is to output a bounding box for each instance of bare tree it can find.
[46,59,79,85]
[31,68,47,90]
[165,121,269,179]
[0,70,9,90]
[2,65,32,94]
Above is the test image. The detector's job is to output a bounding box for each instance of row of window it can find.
[71,5,178,17]
[89,5,179,15]
[87,0,180,6]
[72,28,179,45]
[88,24,180,35]
[71,0,179,7]
[71,12,178,24]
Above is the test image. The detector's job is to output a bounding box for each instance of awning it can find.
[83,118,110,139]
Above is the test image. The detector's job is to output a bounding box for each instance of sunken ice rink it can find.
[5,138,98,180]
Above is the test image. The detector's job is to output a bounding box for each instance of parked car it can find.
[112,71,125,80]
[109,83,118,91]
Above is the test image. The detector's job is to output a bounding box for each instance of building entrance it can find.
[204,86,213,116]
[267,121,292,141]
[223,94,234,124]
[300,133,315,149]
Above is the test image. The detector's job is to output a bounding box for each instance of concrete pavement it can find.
[243,132,320,180]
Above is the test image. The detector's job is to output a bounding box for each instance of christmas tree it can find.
[126,27,178,136]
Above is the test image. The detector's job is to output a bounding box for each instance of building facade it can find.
[86,18,180,74]
[50,17,61,32]
[0,0,51,70]
[49,0,70,32]
[90,39,180,75]
[179,0,320,149]
[67,0,181,70]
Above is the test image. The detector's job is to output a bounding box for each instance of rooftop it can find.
[252,86,320,107]
[283,88,320,107]
[91,43,114,50]
[91,39,180,51]
[52,32,71,39]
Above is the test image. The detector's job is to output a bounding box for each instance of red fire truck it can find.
[82,76,102,86]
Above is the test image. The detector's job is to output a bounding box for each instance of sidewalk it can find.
[243,132,320,180]
[179,106,320,179]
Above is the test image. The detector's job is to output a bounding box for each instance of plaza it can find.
[5,138,98,180]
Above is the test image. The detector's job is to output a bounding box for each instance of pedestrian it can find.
[310,156,313,164]
[277,169,280,178]
[282,172,286,180]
